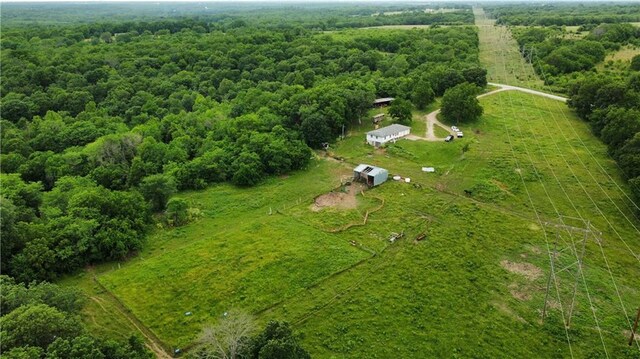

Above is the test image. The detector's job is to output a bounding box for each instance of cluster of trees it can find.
[486,3,640,26]
[192,311,309,359]
[1,174,149,282]
[440,82,483,124]
[0,276,152,358]
[568,73,640,205]
[512,23,640,90]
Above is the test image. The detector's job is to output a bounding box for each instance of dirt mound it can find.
[500,260,542,281]
[311,183,364,212]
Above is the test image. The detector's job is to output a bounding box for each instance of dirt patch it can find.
[311,183,365,212]
[435,183,447,192]
[490,179,515,196]
[501,260,542,281]
[508,283,532,301]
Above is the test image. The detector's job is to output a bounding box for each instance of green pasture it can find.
[92,162,375,347]
[263,90,640,358]
[76,90,640,357]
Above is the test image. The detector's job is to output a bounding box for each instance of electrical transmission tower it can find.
[541,215,602,327]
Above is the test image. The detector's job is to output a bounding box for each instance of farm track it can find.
[91,276,174,358]
[408,83,568,142]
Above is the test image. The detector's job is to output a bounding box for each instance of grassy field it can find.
[94,163,375,348]
[597,45,640,72]
[474,8,543,89]
[263,90,640,358]
[67,89,640,357]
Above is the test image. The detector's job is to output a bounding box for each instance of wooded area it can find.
[486,3,640,26]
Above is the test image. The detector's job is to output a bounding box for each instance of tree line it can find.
[512,23,640,91]
[567,73,640,208]
[486,3,640,26]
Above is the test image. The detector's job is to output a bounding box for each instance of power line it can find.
[477,12,576,356]
[492,31,608,357]
[522,45,640,350]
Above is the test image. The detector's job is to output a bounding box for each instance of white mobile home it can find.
[366,124,411,147]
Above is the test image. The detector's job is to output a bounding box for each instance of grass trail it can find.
[474,7,542,89]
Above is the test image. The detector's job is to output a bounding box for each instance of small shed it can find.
[373,97,395,107]
[353,164,389,187]
[372,113,385,124]
[366,124,411,147]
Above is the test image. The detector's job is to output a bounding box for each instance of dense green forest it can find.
[0,4,481,285]
[485,3,640,26]
[1,2,473,28]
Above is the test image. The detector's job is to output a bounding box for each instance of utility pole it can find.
[630,307,640,346]
[541,217,600,327]
[541,233,558,323]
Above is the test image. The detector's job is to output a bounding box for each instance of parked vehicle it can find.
[456,132,464,138]
[445,135,454,142]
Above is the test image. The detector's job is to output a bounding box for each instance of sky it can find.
[3,0,639,3]
[5,0,635,2]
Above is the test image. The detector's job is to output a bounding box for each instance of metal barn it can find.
[353,164,389,187]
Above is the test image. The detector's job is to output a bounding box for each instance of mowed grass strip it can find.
[474,7,542,89]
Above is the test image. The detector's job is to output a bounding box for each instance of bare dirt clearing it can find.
[311,183,365,212]
[500,260,543,281]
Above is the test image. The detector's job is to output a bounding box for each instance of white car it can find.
[456,132,464,138]
[451,126,459,131]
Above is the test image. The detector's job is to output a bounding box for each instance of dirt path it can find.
[408,83,568,142]
[485,83,567,102]
[91,277,174,359]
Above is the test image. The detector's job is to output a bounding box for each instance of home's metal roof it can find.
[367,124,411,138]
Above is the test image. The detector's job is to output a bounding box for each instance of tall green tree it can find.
[138,174,177,212]
[411,80,435,110]
[245,321,310,359]
[441,82,483,124]
[388,98,413,125]
[0,304,83,351]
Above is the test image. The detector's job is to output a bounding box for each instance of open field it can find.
[94,163,373,348]
[69,88,640,356]
[266,89,640,358]
[597,45,640,72]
